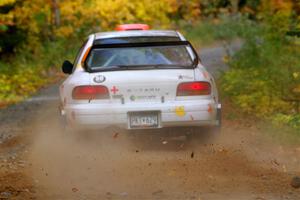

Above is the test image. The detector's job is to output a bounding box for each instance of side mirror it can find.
[62,60,73,74]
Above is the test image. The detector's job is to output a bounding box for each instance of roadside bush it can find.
[220,13,300,130]
[182,15,257,47]
[272,114,300,131]
[0,39,78,107]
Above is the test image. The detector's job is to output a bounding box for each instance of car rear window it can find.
[85,41,197,72]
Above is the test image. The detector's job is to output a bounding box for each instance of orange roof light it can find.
[115,24,150,31]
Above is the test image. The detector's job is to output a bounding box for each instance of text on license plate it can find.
[129,113,159,128]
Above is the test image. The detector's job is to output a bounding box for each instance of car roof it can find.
[94,30,183,40]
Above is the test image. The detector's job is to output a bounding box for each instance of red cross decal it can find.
[110,86,119,94]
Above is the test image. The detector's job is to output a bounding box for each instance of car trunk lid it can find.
[89,69,195,104]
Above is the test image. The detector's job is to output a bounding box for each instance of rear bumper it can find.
[64,100,220,129]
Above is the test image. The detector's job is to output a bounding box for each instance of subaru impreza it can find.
[59,24,221,135]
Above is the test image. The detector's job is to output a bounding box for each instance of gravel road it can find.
[0,44,299,200]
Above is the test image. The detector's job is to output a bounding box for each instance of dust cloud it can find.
[27,102,299,200]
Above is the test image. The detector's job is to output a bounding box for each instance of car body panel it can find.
[65,99,216,129]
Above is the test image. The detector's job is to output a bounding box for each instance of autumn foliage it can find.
[1,0,299,53]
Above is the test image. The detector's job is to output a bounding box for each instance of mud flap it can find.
[216,103,222,127]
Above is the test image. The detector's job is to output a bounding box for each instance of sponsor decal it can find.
[93,75,106,83]
[130,95,136,101]
[112,94,123,99]
[127,88,160,93]
[207,104,213,113]
[175,106,186,117]
[178,75,193,80]
[110,86,119,94]
[130,95,156,101]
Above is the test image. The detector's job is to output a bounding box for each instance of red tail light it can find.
[177,82,211,96]
[72,85,109,100]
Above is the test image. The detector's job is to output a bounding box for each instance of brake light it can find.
[177,82,211,96]
[72,85,109,100]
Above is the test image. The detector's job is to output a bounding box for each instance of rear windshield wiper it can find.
[146,64,194,69]
[87,65,129,72]
[88,64,194,72]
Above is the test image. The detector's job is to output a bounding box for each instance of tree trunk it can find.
[51,0,60,27]
[230,0,239,13]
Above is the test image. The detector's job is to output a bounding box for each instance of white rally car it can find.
[60,24,221,134]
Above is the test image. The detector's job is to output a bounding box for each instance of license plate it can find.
[129,112,159,128]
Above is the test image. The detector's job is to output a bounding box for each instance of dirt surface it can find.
[0,45,299,200]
